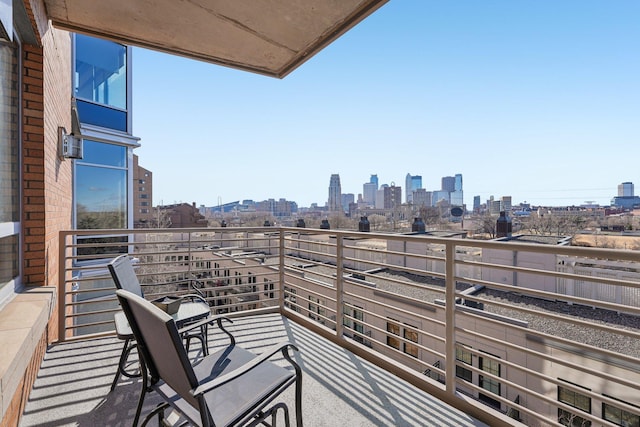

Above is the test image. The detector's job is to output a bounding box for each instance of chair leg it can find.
[111,338,133,391]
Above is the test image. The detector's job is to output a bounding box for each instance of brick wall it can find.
[2,1,73,425]
[21,4,73,295]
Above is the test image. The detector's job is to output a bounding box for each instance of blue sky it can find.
[132,1,640,209]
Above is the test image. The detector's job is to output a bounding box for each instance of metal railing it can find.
[58,227,640,427]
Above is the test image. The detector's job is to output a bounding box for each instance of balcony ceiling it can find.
[43,0,388,78]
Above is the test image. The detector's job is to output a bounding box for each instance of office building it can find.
[441,176,455,192]
[619,182,634,197]
[363,176,378,207]
[405,173,422,203]
[133,155,153,228]
[413,189,432,207]
[328,174,342,212]
[341,193,355,212]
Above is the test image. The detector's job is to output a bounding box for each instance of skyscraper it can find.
[363,174,378,207]
[405,173,422,203]
[441,176,455,192]
[328,174,342,211]
[451,173,463,207]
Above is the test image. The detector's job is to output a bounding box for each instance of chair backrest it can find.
[115,289,200,408]
[108,254,143,296]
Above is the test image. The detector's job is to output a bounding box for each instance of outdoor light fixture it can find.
[58,98,83,159]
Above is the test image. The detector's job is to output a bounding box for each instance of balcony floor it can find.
[20,313,488,426]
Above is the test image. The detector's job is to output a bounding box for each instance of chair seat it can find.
[154,345,296,427]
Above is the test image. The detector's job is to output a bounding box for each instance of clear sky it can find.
[131,1,640,209]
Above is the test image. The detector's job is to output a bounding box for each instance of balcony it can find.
[20,227,640,426]
[20,313,488,426]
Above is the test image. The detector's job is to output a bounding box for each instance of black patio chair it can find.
[116,289,303,427]
[108,253,213,373]
[108,254,231,426]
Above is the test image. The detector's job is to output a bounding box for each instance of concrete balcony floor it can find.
[20,313,488,427]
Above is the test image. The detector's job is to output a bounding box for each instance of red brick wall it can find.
[3,2,73,424]
[21,3,73,294]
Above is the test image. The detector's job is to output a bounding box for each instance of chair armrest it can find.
[179,293,208,305]
[191,341,299,397]
[178,315,235,345]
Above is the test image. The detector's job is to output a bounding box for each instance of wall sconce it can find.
[58,98,83,159]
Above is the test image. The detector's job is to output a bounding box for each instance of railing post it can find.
[279,228,285,312]
[58,230,67,342]
[335,233,344,340]
[445,241,456,395]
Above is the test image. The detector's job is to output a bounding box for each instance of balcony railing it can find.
[58,227,640,427]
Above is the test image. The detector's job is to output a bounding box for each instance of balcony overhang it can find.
[43,0,388,78]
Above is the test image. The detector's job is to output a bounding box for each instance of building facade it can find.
[328,174,342,212]
[133,154,153,227]
[405,173,422,203]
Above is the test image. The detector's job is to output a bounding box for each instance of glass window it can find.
[386,318,400,350]
[403,323,419,358]
[75,140,128,231]
[81,140,126,167]
[0,37,20,290]
[456,346,473,383]
[558,382,592,427]
[603,396,640,427]
[479,355,501,409]
[74,34,126,109]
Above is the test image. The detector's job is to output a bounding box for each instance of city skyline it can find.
[132,1,639,209]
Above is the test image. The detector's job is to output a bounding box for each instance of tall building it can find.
[618,182,634,197]
[413,189,432,207]
[377,184,402,209]
[500,196,512,213]
[363,175,378,207]
[473,195,481,213]
[450,174,463,207]
[133,155,153,228]
[341,193,355,212]
[405,173,422,203]
[441,176,455,192]
[432,190,450,206]
[328,174,342,211]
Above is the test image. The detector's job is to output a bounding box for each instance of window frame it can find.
[0,33,22,302]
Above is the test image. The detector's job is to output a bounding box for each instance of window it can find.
[76,140,127,230]
[603,396,640,427]
[284,286,298,312]
[479,354,501,409]
[455,346,473,383]
[308,295,326,324]
[343,304,364,334]
[74,35,127,131]
[0,37,20,293]
[140,202,149,207]
[386,318,401,350]
[138,179,145,184]
[558,381,592,427]
[386,318,418,357]
[139,194,148,199]
[263,278,274,299]
[403,324,419,358]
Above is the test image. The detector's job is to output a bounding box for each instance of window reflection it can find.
[81,140,126,167]
[76,140,128,230]
[74,34,126,110]
[0,39,19,224]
